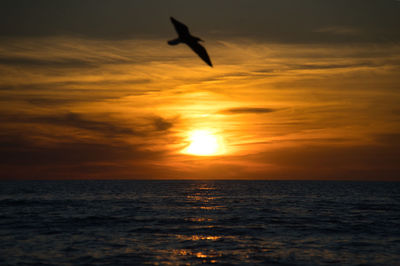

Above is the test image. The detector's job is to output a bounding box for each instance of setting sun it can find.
[184,130,224,156]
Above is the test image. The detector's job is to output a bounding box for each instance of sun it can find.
[184,130,224,156]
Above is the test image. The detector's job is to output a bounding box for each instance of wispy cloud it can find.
[0,112,176,138]
[1,1,399,44]
[220,107,278,115]
[153,116,174,131]
[0,36,399,180]
[314,26,361,36]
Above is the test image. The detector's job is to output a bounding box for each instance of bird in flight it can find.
[168,17,213,67]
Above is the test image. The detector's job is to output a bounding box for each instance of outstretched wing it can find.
[187,42,213,67]
[170,17,190,37]
[168,38,181,45]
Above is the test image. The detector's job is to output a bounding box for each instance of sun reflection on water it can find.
[199,206,224,210]
[175,235,221,241]
[195,252,208,258]
[185,217,213,222]
[172,249,221,263]
[169,183,227,264]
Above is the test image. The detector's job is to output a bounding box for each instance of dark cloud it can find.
[0,113,178,179]
[0,92,132,108]
[0,112,175,137]
[314,26,361,36]
[220,107,278,115]
[0,56,96,68]
[287,62,381,71]
[8,80,150,89]
[0,135,131,165]
[153,117,174,131]
[0,134,168,179]
[0,0,399,43]
[24,98,79,106]
[41,113,142,136]
[245,141,400,181]
[0,112,140,136]
[0,77,152,97]
[392,109,400,116]
[374,133,400,146]
[0,54,157,69]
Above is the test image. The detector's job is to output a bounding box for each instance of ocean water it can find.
[0,181,399,265]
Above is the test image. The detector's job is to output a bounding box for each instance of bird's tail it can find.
[168,38,181,45]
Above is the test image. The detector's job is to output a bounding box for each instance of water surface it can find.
[1,181,399,265]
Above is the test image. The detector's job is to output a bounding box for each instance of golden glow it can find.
[1,37,399,180]
[184,130,225,156]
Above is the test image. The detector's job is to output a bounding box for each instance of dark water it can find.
[0,181,399,265]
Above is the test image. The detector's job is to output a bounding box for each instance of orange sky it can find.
[1,37,399,180]
[1,1,400,180]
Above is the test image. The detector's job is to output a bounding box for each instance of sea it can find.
[0,180,399,265]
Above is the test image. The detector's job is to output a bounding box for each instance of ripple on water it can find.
[0,180,399,265]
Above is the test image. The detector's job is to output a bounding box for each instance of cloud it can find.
[0,113,179,179]
[0,32,399,181]
[0,112,175,138]
[374,133,400,146]
[220,107,278,115]
[0,112,139,136]
[314,26,361,36]
[0,133,170,179]
[286,62,380,71]
[153,117,174,131]
[393,109,400,116]
[0,56,96,68]
[0,1,399,44]
[238,141,400,181]
[24,98,81,106]
[0,53,152,69]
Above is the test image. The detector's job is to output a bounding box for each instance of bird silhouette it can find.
[168,17,213,67]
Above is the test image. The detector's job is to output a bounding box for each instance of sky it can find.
[1,0,400,180]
